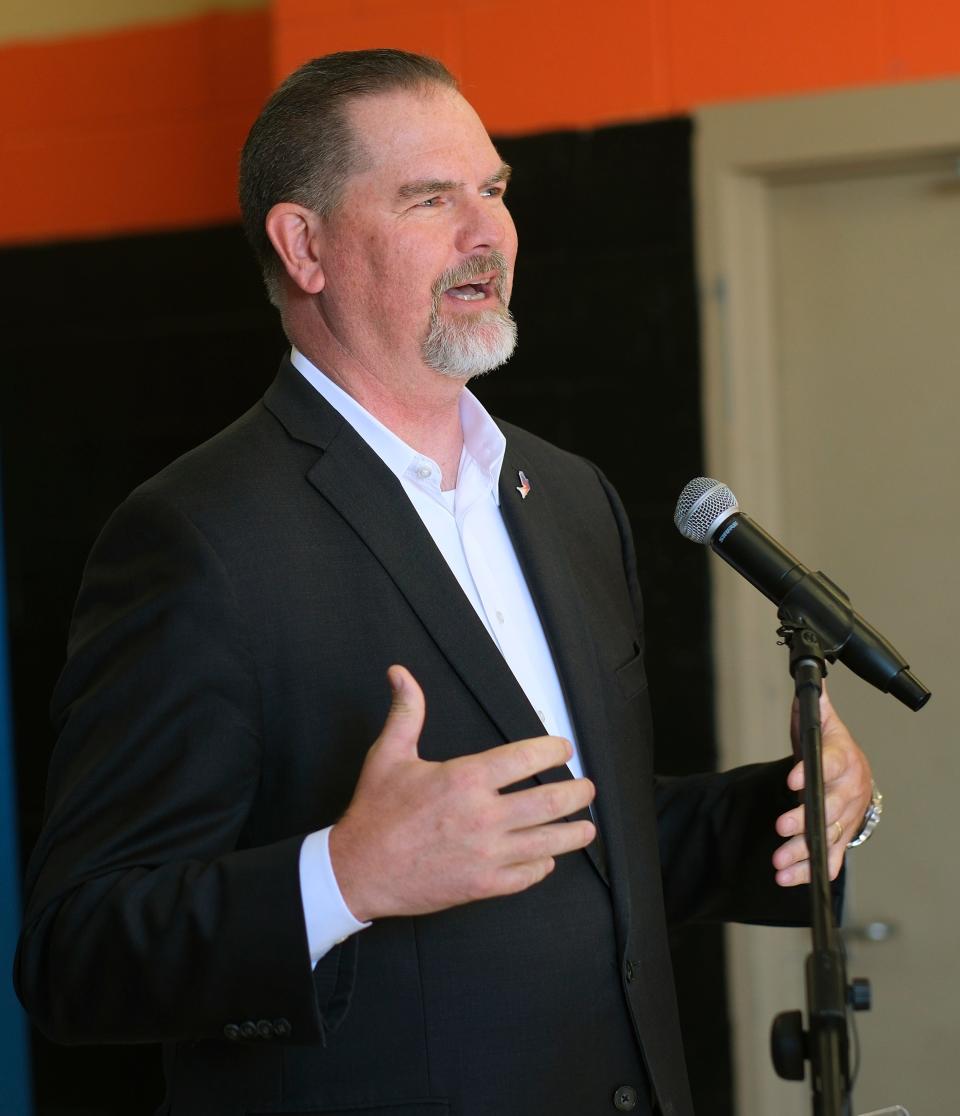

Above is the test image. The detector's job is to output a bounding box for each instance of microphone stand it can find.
[769,614,871,1116]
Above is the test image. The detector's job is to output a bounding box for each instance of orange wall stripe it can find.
[271,0,676,134]
[662,0,888,107]
[0,8,270,245]
[886,0,960,78]
[275,0,960,133]
[3,1,960,247]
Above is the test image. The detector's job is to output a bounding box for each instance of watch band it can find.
[846,781,883,848]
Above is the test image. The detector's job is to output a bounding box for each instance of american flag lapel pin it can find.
[516,469,531,500]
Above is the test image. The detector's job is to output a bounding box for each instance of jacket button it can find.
[274,1018,292,1037]
[223,1023,241,1041]
[240,1021,258,1040]
[256,1019,274,1038]
[624,959,635,983]
[613,1084,638,1111]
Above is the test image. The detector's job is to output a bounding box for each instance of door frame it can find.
[693,76,960,1116]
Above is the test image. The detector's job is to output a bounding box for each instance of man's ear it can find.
[264,203,326,294]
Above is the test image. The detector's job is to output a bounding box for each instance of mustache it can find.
[432,251,510,304]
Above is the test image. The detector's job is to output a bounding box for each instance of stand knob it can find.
[849,978,872,1011]
[771,1009,807,1081]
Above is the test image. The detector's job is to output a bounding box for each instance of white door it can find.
[696,82,960,1116]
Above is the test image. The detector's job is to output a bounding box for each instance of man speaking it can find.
[16,49,872,1116]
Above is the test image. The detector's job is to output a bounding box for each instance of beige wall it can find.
[0,0,264,44]
[695,78,960,1116]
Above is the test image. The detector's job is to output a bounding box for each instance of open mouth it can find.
[444,273,497,302]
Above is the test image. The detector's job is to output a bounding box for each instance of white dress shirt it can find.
[291,348,583,964]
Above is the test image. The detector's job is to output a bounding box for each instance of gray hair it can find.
[239,49,458,307]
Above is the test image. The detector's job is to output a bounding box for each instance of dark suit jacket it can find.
[16,357,807,1116]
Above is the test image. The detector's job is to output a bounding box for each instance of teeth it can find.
[448,285,486,301]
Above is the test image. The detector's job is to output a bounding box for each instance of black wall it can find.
[1,116,730,1115]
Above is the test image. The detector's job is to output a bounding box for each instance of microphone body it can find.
[675,479,930,711]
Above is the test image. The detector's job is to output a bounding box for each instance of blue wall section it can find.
[0,481,33,1116]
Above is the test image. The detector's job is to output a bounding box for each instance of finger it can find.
[775,860,810,887]
[475,735,575,789]
[374,665,426,763]
[772,833,808,870]
[506,818,597,863]
[776,793,850,838]
[774,812,848,866]
[494,857,557,896]
[787,760,804,792]
[776,800,806,837]
[775,841,847,887]
[501,777,596,828]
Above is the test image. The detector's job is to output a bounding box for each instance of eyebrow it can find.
[396,163,512,200]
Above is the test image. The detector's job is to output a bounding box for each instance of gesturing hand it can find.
[328,665,597,922]
[773,686,873,886]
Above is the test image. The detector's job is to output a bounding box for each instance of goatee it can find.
[422,251,517,380]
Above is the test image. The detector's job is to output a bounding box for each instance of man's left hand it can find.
[772,687,873,886]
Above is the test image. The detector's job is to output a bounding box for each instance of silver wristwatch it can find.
[846,781,883,848]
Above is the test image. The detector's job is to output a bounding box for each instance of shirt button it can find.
[495,610,505,624]
[613,1084,638,1111]
[240,1020,258,1040]
[625,959,635,983]
[223,1023,241,1041]
[537,709,546,722]
[416,465,431,479]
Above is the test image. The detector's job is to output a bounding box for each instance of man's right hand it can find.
[328,665,597,923]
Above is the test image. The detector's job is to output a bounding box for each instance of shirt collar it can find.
[290,348,506,505]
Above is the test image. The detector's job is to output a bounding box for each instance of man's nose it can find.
[455,196,513,255]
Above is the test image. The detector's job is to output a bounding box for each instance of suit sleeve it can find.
[15,491,352,1045]
[589,464,837,928]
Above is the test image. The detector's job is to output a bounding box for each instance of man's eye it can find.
[481,186,505,199]
[417,196,442,208]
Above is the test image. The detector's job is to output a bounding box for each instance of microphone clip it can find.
[776,572,854,666]
[776,614,831,687]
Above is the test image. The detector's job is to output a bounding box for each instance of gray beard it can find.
[421,250,517,380]
[421,304,517,380]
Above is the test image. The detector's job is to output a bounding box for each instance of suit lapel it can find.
[264,361,546,752]
[499,446,623,887]
[315,449,608,887]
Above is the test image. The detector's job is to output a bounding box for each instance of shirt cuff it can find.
[299,826,370,968]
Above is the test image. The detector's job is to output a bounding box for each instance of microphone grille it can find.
[674,477,739,544]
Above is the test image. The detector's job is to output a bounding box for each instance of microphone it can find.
[674,477,931,711]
